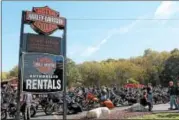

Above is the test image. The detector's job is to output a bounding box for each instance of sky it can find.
[2,1,179,72]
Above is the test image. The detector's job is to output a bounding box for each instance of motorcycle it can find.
[30,102,38,117]
[110,95,123,107]
[84,93,100,110]
[2,102,37,119]
[99,97,114,109]
[66,95,83,114]
[1,103,7,120]
[39,97,49,110]
[44,98,63,115]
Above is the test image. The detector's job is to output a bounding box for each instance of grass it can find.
[129,112,179,119]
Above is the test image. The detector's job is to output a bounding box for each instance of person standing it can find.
[146,83,153,105]
[175,81,179,111]
[168,81,178,110]
[23,92,33,120]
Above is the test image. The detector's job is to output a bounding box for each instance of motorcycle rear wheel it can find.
[1,109,7,120]
[45,104,54,115]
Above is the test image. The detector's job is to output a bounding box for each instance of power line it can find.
[66,18,179,21]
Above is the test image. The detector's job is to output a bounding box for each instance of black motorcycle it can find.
[30,102,38,117]
[44,98,63,115]
[67,95,83,114]
[110,95,123,107]
[39,97,49,110]
[3,102,37,119]
[1,103,7,120]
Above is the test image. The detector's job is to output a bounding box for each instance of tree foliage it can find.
[3,48,178,87]
[161,49,179,85]
[66,58,82,87]
[9,66,18,77]
[1,72,10,81]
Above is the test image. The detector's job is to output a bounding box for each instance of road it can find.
[31,103,171,119]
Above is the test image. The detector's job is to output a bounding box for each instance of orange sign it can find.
[33,57,56,74]
[25,6,65,35]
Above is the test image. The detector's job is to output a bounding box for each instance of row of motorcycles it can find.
[1,86,170,119]
[1,93,83,120]
[1,101,37,120]
[40,94,83,115]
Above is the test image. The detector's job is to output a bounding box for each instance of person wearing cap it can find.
[168,81,178,110]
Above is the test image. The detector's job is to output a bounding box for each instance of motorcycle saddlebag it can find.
[104,100,114,109]
[72,104,83,112]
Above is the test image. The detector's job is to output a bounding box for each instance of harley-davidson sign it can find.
[22,53,64,92]
[25,6,65,35]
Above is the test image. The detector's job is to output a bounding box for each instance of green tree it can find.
[9,66,18,77]
[127,78,139,84]
[78,62,102,87]
[66,58,82,87]
[1,72,10,81]
[161,49,179,86]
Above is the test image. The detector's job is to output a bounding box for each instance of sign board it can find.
[21,53,64,92]
[24,6,65,35]
[16,6,67,120]
[24,33,61,55]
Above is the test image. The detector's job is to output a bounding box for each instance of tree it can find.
[2,49,177,87]
[9,66,18,77]
[170,48,179,54]
[1,72,10,81]
[143,48,153,57]
[161,50,179,86]
[66,58,82,87]
[78,61,102,87]
[127,78,139,84]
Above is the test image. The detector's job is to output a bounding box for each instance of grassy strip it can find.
[128,112,179,119]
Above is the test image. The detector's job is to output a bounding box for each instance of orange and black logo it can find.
[25,6,65,35]
[33,57,56,74]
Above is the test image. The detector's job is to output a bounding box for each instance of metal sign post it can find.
[16,11,25,120]
[63,18,67,120]
[16,6,67,120]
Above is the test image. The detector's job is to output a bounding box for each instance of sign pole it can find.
[17,6,66,119]
[16,11,25,120]
[63,18,67,120]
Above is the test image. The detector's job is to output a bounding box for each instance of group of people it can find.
[140,81,179,112]
[1,80,179,120]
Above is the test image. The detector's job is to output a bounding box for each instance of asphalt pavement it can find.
[30,103,171,119]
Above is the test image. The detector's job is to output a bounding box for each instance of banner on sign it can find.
[21,52,64,92]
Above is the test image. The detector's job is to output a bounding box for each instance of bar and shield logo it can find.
[21,53,64,92]
[25,6,65,35]
[33,57,56,74]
